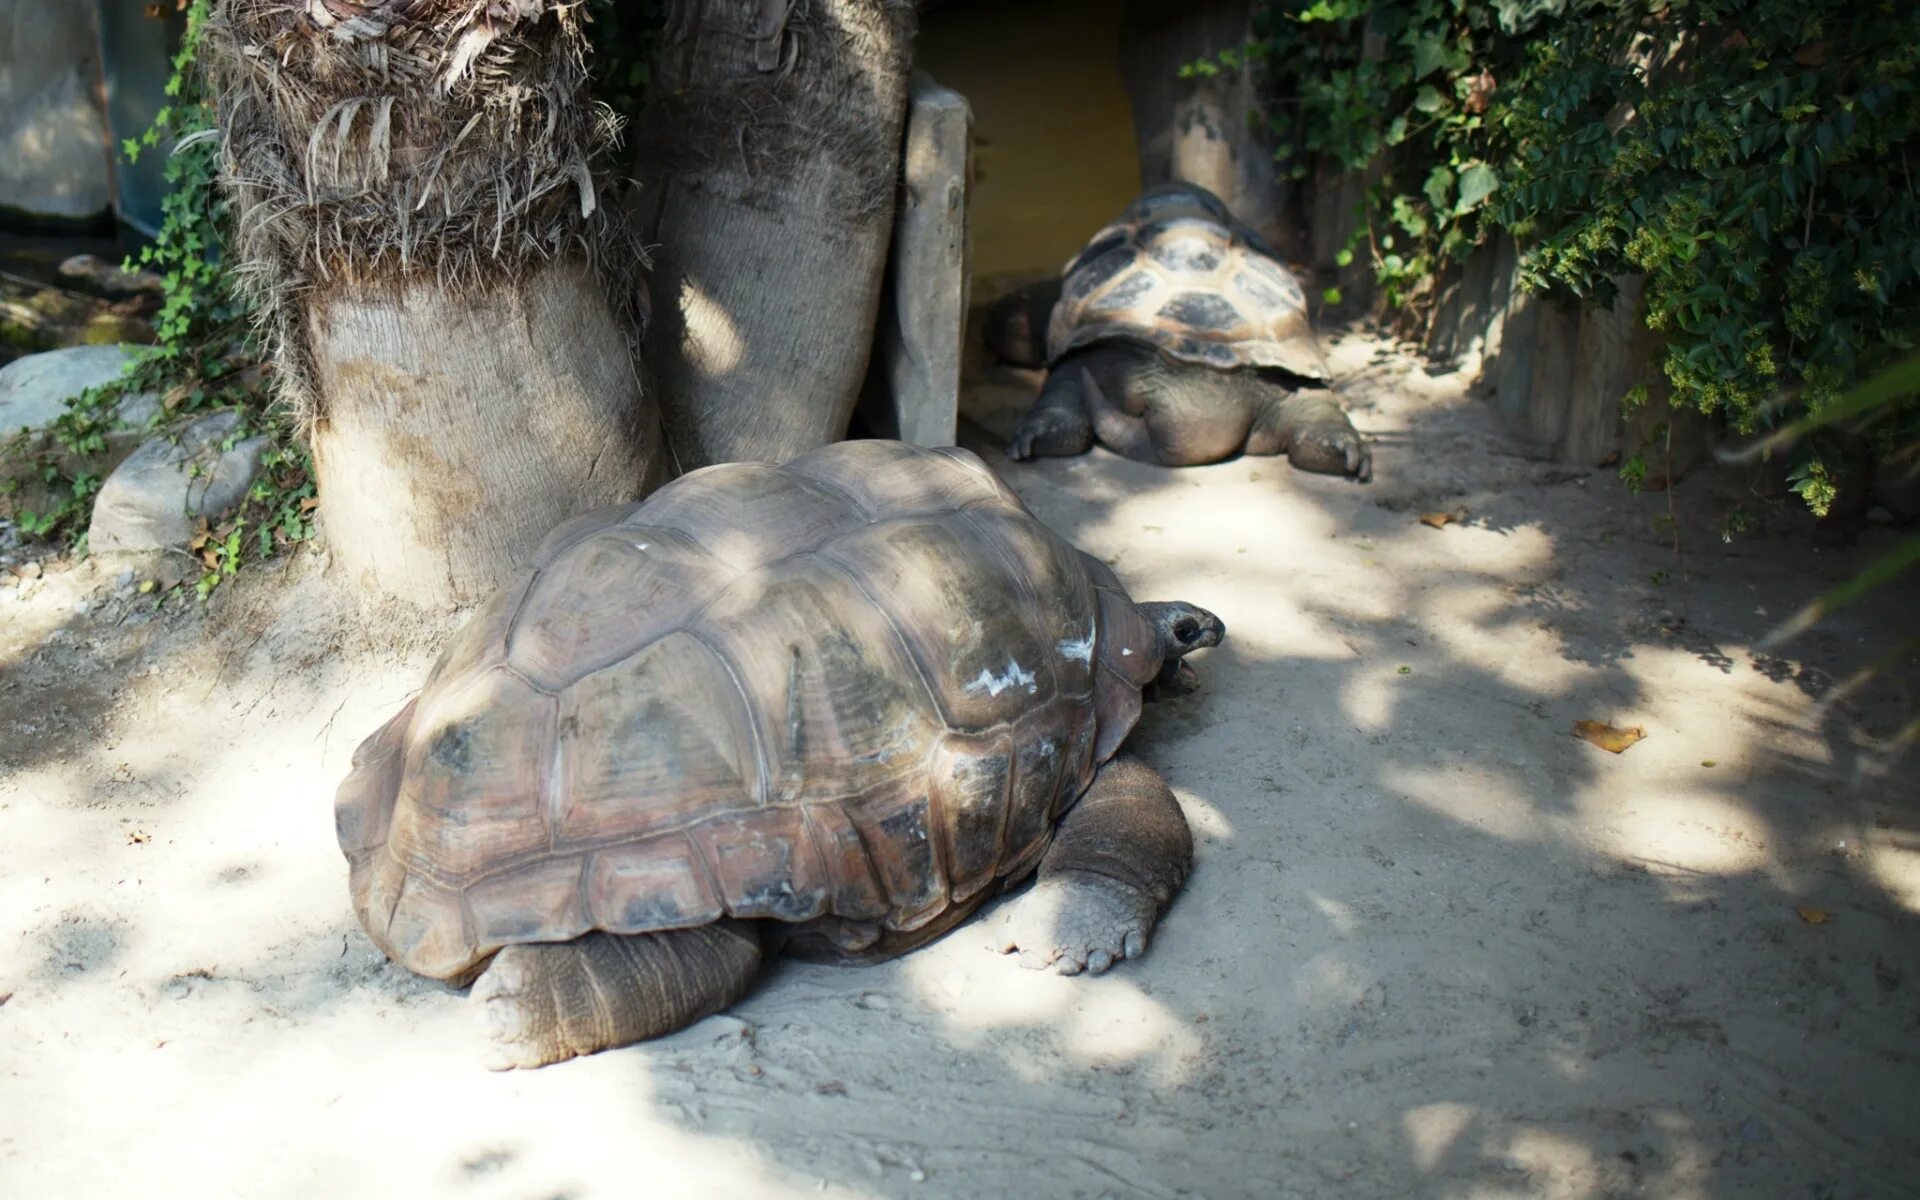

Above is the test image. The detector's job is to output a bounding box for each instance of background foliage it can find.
[1228,0,1920,515]
[6,0,309,596]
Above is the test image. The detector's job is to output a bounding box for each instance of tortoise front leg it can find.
[992,758,1193,975]
[471,921,762,1069]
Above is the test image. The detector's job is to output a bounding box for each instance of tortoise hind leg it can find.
[993,758,1193,975]
[1249,388,1373,480]
[1008,364,1096,460]
[472,921,762,1069]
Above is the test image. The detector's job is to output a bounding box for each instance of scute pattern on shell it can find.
[333,442,1163,980]
[1046,183,1331,383]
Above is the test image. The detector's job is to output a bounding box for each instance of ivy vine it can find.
[6,0,312,596]
[1228,0,1920,515]
[8,0,663,594]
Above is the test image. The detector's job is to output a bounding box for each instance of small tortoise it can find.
[986,182,1371,479]
[336,441,1223,1068]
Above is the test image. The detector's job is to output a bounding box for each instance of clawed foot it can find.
[470,945,566,1071]
[1291,427,1373,482]
[1007,407,1091,461]
[991,872,1159,976]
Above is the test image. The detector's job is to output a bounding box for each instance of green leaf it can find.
[1424,165,1456,212]
[1412,33,1449,80]
[1455,162,1499,214]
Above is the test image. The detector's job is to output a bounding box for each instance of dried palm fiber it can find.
[631,0,916,467]
[205,0,668,609]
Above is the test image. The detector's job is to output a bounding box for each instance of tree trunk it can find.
[633,0,914,468]
[1119,0,1290,253]
[207,0,666,610]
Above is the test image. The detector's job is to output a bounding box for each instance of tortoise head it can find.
[1135,601,1225,699]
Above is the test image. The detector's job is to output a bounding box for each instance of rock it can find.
[87,410,268,556]
[0,345,162,506]
[0,344,145,439]
[57,255,166,299]
[0,272,155,358]
[862,71,970,448]
[0,1,113,221]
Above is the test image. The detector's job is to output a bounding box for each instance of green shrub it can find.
[1227,0,1920,513]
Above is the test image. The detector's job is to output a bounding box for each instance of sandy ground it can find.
[3,328,1918,1200]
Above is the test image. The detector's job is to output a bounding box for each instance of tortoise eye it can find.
[1174,617,1201,643]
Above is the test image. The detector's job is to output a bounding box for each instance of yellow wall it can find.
[915,0,1141,296]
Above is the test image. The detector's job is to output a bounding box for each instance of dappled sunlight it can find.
[893,914,1207,1088]
[1380,761,1542,843]
[679,279,744,378]
[1403,1101,1474,1172]
[1307,891,1362,936]
[1585,788,1779,880]
[1289,951,1381,1010]
[1175,786,1235,842]
[1394,1101,1716,1200]
[1863,841,1920,913]
[1494,1127,1605,1198]
[1414,575,1597,702]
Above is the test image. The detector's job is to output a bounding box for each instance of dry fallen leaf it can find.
[1573,720,1646,754]
[1419,512,1456,529]
[1462,68,1497,115]
[1792,41,1830,66]
[1796,906,1830,925]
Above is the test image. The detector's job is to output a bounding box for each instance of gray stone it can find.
[58,254,165,299]
[865,71,970,448]
[0,346,160,498]
[0,1,113,221]
[0,344,142,437]
[88,410,269,556]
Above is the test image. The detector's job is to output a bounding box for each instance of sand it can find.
[3,327,1916,1200]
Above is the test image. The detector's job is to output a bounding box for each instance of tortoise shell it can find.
[334,442,1166,980]
[1046,182,1330,383]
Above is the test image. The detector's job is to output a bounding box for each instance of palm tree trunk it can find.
[207,0,667,609]
[632,0,915,467]
[1120,0,1291,252]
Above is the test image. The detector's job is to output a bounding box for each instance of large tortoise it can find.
[986,182,1372,479]
[336,441,1224,1068]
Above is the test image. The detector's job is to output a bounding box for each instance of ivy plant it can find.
[7,0,667,591]
[1227,0,1920,514]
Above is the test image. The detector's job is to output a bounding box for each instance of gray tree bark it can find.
[632,0,915,468]
[1118,0,1289,251]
